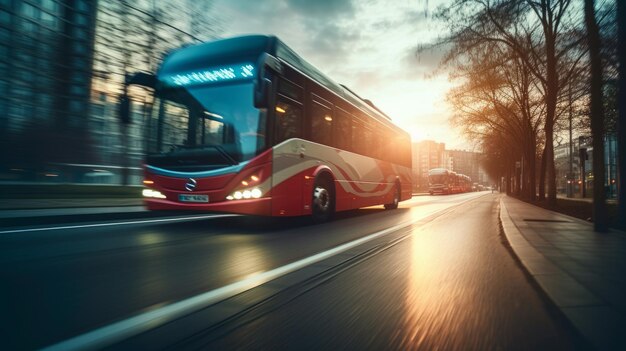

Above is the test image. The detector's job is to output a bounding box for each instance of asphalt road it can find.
[0,193,583,350]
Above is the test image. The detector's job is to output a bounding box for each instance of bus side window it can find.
[278,78,303,101]
[381,130,392,162]
[360,118,374,158]
[370,127,381,159]
[310,99,333,146]
[403,136,412,167]
[275,99,302,144]
[335,108,352,151]
[352,116,367,156]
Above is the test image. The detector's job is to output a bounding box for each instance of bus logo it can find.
[185,178,197,192]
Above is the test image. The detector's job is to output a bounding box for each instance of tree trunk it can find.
[617,0,626,228]
[538,145,547,201]
[585,0,608,232]
[545,123,556,208]
[545,29,558,208]
[506,165,512,195]
[527,141,537,201]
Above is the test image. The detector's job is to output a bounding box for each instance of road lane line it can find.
[0,214,238,234]
[43,194,487,351]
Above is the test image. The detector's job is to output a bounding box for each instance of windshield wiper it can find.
[159,140,240,165]
[211,144,237,165]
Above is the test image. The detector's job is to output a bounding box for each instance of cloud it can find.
[401,44,448,77]
[285,0,356,18]
[211,0,467,146]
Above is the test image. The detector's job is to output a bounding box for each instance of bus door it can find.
[304,93,334,212]
[271,77,305,216]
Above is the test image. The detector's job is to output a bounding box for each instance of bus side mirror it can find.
[127,72,156,89]
[119,94,131,124]
[118,72,156,124]
[254,78,272,108]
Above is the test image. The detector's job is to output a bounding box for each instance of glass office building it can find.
[0,0,218,184]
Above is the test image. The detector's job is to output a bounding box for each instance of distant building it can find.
[448,149,481,185]
[556,136,618,198]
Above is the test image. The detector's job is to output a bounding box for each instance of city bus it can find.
[428,168,471,195]
[121,35,412,221]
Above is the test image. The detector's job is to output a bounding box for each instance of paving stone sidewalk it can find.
[500,195,626,350]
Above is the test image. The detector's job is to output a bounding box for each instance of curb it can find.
[499,198,625,350]
[0,207,191,228]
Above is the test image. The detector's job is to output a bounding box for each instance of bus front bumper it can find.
[144,197,272,216]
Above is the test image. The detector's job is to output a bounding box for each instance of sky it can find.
[211,0,470,150]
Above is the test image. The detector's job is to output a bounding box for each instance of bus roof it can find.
[428,168,450,175]
[158,35,401,131]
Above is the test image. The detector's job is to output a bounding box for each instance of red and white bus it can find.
[122,35,412,221]
[428,168,472,195]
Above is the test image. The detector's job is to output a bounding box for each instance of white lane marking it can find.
[0,214,238,234]
[43,194,485,351]
[43,216,434,351]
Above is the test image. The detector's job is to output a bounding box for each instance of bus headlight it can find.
[251,188,262,198]
[142,189,166,199]
[227,187,262,200]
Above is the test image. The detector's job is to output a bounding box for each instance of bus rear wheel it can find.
[384,183,400,210]
[312,177,334,222]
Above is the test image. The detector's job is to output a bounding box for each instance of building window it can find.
[41,11,58,28]
[70,100,83,112]
[0,9,10,24]
[20,18,37,32]
[75,13,87,26]
[73,42,86,54]
[21,2,38,19]
[72,72,86,83]
[42,0,58,13]
[73,27,87,39]
[75,0,89,12]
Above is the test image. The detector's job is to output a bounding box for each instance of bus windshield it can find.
[146,82,266,166]
[429,174,447,184]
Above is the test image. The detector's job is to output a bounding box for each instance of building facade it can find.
[0,0,98,182]
[411,140,446,191]
[0,0,219,184]
[556,136,619,199]
[448,149,481,186]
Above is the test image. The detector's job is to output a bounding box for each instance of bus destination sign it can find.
[165,63,255,87]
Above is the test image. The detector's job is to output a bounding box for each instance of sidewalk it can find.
[0,198,146,227]
[0,198,143,211]
[500,195,626,350]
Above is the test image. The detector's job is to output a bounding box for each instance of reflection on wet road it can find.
[203,195,579,350]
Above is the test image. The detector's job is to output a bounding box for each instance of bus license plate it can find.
[179,194,209,203]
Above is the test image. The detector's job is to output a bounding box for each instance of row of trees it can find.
[429,0,624,231]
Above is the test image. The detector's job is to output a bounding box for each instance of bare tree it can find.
[433,0,585,207]
[447,42,544,200]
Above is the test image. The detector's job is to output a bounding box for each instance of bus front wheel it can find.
[312,177,334,222]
